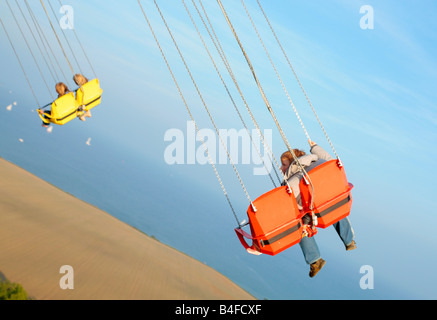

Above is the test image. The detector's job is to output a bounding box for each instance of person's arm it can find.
[308,140,333,161]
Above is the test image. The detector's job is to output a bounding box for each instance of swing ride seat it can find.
[235,186,304,256]
[299,159,354,228]
[38,92,80,125]
[75,78,103,111]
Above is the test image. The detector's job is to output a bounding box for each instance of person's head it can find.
[73,74,88,86]
[280,149,306,174]
[55,82,70,97]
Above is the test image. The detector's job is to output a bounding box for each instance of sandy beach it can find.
[0,157,254,300]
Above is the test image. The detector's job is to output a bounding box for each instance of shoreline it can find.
[0,156,255,300]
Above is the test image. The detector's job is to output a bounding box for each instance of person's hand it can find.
[37,109,43,115]
[308,140,317,147]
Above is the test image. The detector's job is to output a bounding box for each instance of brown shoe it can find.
[309,258,326,278]
[346,240,357,251]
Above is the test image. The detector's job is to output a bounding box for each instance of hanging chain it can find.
[137,0,242,225]
[40,0,75,76]
[25,0,71,89]
[241,0,311,142]
[256,0,340,161]
[182,0,277,188]
[6,0,53,100]
[14,0,57,85]
[196,0,283,186]
[47,0,83,76]
[58,0,98,79]
[0,16,41,107]
[153,0,256,212]
[217,0,315,195]
[216,0,294,160]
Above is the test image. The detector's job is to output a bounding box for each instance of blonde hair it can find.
[73,74,89,86]
[55,82,70,97]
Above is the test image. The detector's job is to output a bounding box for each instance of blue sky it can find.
[1,0,437,299]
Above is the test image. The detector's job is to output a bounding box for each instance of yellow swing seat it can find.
[38,92,80,125]
[76,78,103,111]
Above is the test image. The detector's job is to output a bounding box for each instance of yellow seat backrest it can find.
[50,92,80,125]
[76,78,103,111]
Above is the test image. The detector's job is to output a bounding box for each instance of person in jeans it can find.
[280,140,357,278]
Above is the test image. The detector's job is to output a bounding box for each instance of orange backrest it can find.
[299,160,353,228]
[246,186,303,255]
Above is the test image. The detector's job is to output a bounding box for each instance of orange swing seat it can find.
[235,160,354,255]
[235,186,304,256]
[299,159,353,228]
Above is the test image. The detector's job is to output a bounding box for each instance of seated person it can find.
[73,74,92,121]
[281,140,356,277]
[38,82,70,127]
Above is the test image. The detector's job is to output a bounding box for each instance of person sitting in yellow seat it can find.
[73,74,92,121]
[38,82,70,127]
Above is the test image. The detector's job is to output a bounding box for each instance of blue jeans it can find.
[299,217,355,265]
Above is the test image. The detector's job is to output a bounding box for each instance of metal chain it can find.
[40,0,75,76]
[217,0,314,196]
[182,0,277,188]
[47,0,84,76]
[25,0,71,89]
[196,0,283,186]
[23,0,60,82]
[6,0,53,100]
[256,0,340,160]
[14,0,57,85]
[153,0,255,212]
[0,16,41,107]
[241,0,311,142]
[216,0,294,159]
[137,0,242,225]
[58,0,98,78]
